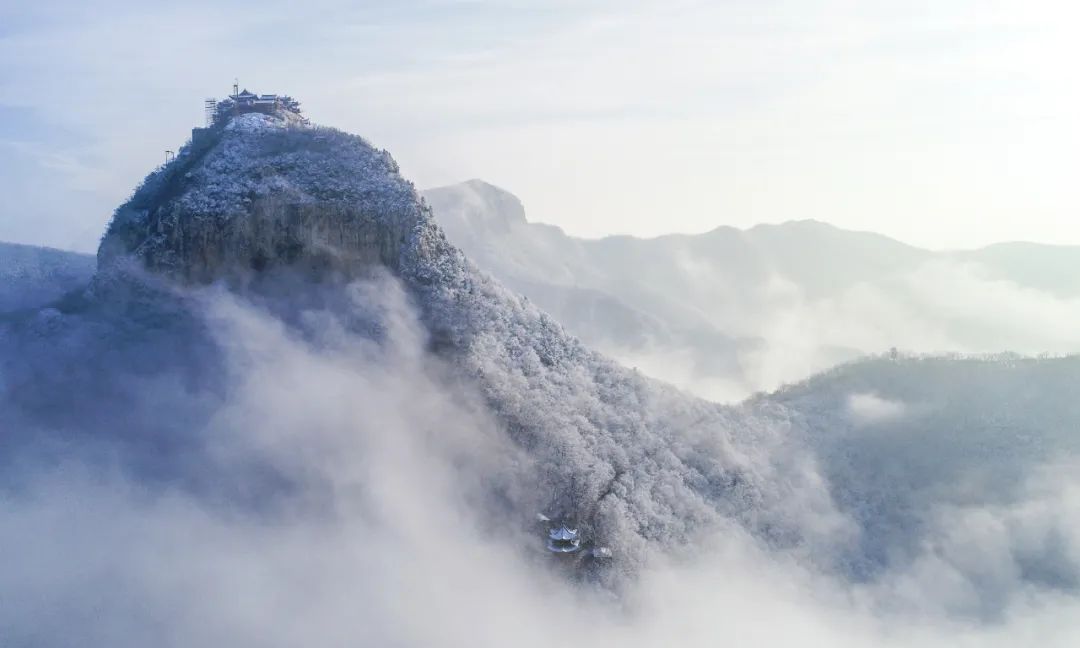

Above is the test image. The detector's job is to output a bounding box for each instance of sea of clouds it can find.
[606,257,1080,402]
[1,274,1079,646]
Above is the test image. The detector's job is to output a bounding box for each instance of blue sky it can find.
[1,0,1078,251]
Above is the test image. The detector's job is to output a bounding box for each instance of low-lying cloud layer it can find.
[619,258,1080,401]
[2,275,1080,646]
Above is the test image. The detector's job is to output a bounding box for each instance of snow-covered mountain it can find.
[6,112,812,581]
[3,109,1080,644]
[425,180,1080,400]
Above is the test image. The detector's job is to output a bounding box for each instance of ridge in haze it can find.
[424,180,1080,400]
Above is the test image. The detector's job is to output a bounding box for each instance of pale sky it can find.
[1,0,1078,252]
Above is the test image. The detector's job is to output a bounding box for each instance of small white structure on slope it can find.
[547,525,582,554]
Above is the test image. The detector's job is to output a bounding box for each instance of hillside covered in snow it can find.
[0,241,94,312]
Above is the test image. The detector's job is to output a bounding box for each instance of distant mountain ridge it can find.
[425,179,1080,299]
[0,241,94,312]
[423,180,1080,399]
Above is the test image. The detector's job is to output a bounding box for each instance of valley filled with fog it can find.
[4,270,1079,646]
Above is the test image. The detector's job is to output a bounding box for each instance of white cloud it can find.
[3,274,1080,645]
[591,257,1080,401]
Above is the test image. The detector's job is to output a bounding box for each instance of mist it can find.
[3,271,1080,646]
[619,257,1080,401]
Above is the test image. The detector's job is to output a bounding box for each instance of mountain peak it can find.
[97,115,430,284]
[423,179,527,234]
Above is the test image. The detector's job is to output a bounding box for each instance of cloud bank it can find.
[1,272,1080,646]
[602,258,1080,402]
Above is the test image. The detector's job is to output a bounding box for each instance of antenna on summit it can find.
[232,78,239,99]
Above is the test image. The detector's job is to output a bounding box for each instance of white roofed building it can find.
[547,525,582,553]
